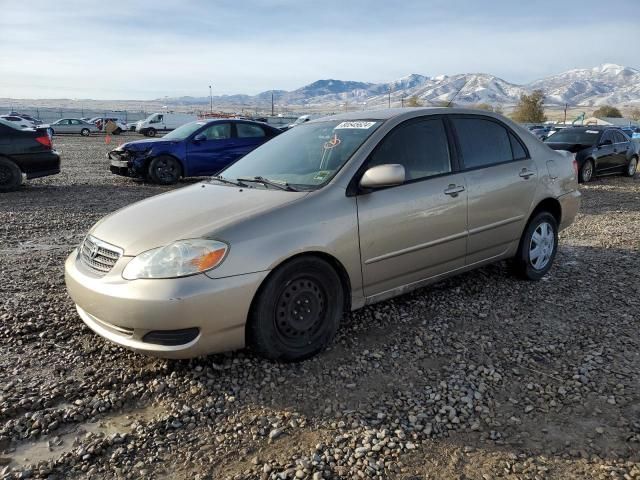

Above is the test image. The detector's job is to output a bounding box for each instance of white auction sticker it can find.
[585,130,599,134]
[335,121,376,129]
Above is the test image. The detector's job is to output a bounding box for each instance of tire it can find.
[148,156,182,185]
[80,128,90,137]
[513,212,559,281]
[0,157,23,192]
[247,256,344,361]
[579,159,594,183]
[113,128,122,135]
[624,156,637,177]
[146,128,157,137]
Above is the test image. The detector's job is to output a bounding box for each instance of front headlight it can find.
[122,239,228,280]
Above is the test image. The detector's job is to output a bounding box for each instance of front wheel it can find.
[579,159,594,183]
[148,156,181,185]
[624,157,637,177]
[247,257,343,361]
[80,128,90,136]
[513,212,558,281]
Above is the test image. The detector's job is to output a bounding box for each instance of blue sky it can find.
[1,0,638,99]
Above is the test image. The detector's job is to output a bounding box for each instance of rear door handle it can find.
[519,168,536,179]
[444,184,465,197]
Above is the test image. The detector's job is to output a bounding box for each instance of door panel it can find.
[449,115,538,264]
[464,159,538,264]
[356,116,467,297]
[595,131,618,172]
[186,123,235,176]
[357,174,468,296]
[233,123,268,159]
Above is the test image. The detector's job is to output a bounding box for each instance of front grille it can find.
[79,235,123,275]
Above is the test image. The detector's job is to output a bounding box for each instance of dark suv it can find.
[544,126,639,182]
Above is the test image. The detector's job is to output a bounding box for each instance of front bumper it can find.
[108,150,145,177]
[64,248,269,358]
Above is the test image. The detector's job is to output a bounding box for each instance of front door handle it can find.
[519,168,536,179]
[444,184,465,197]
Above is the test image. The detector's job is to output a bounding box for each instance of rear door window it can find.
[614,131,627,143]
[237,123,266,138]
[451,117,515,169]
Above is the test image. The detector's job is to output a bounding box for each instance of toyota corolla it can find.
[65,108,580,361]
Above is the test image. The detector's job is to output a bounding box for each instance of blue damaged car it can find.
[108,119,282,184]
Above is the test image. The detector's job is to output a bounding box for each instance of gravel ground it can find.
[0,134,639,480]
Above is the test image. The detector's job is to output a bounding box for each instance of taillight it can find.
[35,135,52,149]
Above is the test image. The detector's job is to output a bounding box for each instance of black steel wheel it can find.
[0,157,23,192]
[148,156,181,185]
[248,257,343,361]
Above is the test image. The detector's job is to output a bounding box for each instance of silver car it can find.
[65,108,580,361]
[48,118,99,136]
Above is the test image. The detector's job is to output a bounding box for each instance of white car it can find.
[0,115,35,129]
[135,112,198,137]
[87,117,128,135]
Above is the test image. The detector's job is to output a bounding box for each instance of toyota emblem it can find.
[89,243,99,259]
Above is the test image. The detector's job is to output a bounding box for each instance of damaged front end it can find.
[108,147,151,178]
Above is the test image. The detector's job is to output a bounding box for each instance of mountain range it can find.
[165,64,640,109]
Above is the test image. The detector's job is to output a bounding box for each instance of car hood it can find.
[90,183,309,255]
[545,142,593,153]
[120,138,174,151]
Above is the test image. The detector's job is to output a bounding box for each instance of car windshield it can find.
[163,121,208,140]
[545,129,601,145]
[220,120,382,189]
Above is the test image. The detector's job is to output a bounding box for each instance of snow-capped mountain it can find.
[163,64,640,108]
[528,64,640,106]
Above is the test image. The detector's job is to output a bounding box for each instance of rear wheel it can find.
[0,158,23,192]
[247,257,343,361]
[624,156,637,177]
[513,212,558,281]
[148,156,181,185]
[80,128,90,136]
[579,159,594,183]
[146,128,157,137]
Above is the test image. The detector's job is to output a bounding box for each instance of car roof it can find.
[307,107,515,123]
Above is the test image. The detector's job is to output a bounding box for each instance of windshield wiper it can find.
[236,176,299,191]
[210,176,248,187]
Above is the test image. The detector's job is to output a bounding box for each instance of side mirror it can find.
[193,133,207,142]
[600,139,612,146]
[360,164,405,189]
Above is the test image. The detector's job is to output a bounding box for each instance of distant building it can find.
[584,116,639,127]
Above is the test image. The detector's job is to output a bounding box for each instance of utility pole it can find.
[271,91,274,117]
[388,87,391,109]
[563,103,568,125]
[209,85,213,114]
[401,96,404,108]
